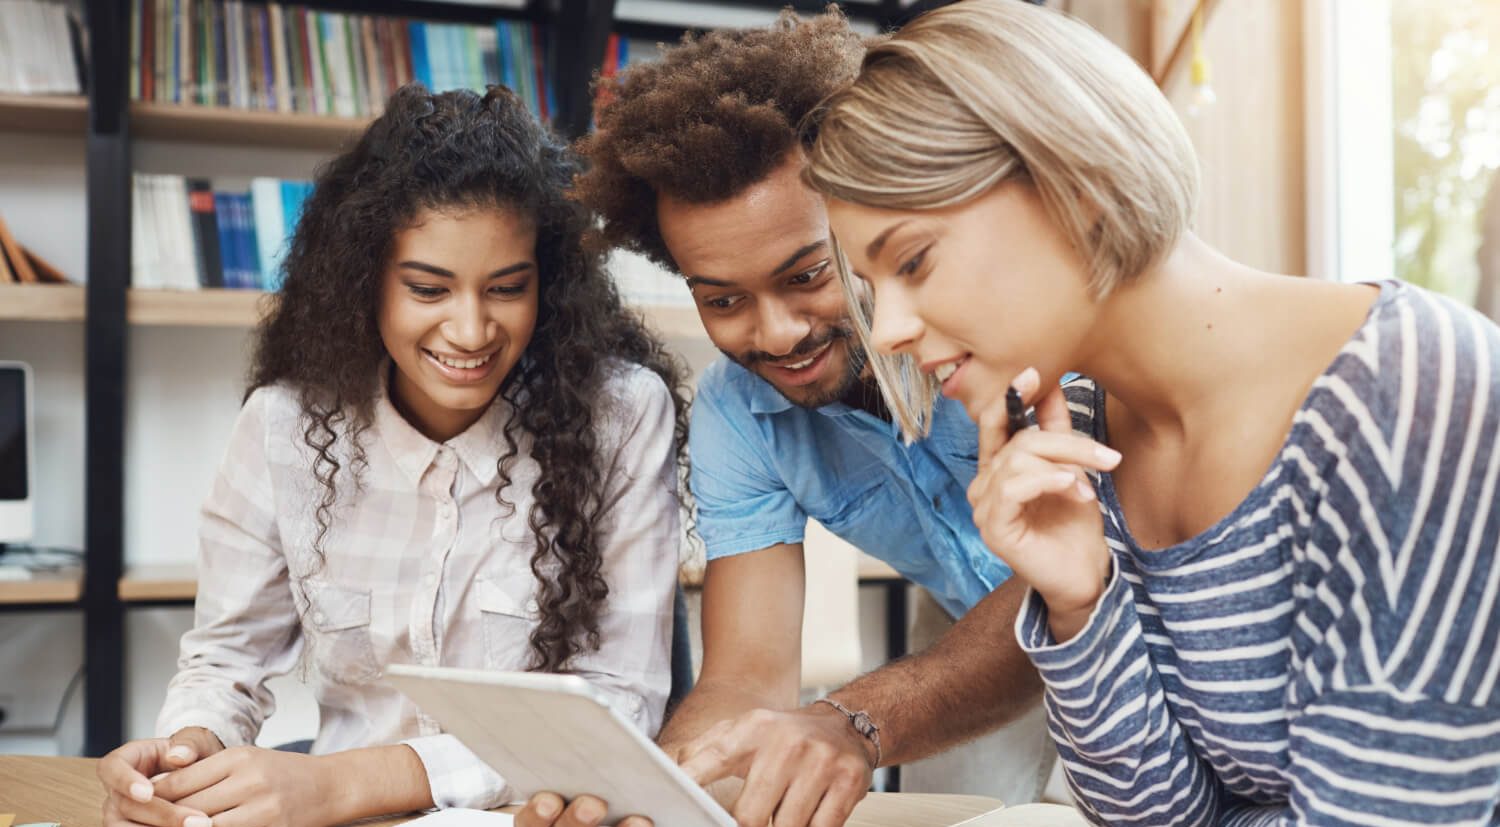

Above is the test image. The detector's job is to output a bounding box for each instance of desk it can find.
[0,756,1004,827]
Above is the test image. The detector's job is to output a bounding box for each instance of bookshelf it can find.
[1,0,942,761]
[0,284,87,322]
[0,93,88,136]
[0,284,703,338]
[0,567,84,606]
[131,102,370,151]
[118,564,197,603]
[127,288,273,327]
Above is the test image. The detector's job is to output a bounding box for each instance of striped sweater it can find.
[1019,281,1500,825]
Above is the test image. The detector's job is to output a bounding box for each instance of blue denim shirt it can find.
[689,357,1012,618]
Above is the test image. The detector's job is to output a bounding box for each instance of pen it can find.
[1005,385,1027,438]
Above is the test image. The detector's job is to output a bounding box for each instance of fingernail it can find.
[167,746,193,762]
[577,800,604,823]
[1077,480,1096,500]
[184,815,213,827]
[129,781,153,803]
[1016,367,1040,392]
[1095,445,1122,465]
[536,798,559,818]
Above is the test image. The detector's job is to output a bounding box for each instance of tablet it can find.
[384,663,735,826]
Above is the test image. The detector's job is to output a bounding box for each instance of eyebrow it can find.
[682,240,828,290]
[865,220,913,261]
[397,260,535,279]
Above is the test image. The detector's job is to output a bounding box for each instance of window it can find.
[1311,0,1500,315]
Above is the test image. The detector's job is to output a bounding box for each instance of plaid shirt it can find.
[157,363,680,809]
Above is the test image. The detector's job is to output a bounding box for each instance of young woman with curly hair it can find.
[96,84,691,827]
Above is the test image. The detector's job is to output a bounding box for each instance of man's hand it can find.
[514,793,652,827]
[149,746,341,827]
[99,728,226,827]
[676,705,873,827]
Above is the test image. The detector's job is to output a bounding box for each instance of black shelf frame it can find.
[83,0,131,759]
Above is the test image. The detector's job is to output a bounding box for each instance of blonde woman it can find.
[804,1,1500,824]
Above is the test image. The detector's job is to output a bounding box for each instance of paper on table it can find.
[404,809,516,827]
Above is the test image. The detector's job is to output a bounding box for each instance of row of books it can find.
[129,0,556,120]
[129,176,690,310]
[0,0,85,95]
[132,173,312,291]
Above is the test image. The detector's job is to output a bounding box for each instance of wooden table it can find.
[0,756,1005,827]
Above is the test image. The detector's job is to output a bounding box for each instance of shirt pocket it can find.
[475,576,540,671]
[300,580,382,685]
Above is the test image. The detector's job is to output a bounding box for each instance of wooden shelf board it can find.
[119,564,198,602]
[0,283,86,322]
[131,101,370,150]
[127,287,275,326]
[0,93,87,135]
[124,288,703,339]
[0,565,83,605]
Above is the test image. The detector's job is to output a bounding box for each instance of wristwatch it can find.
[813,697,883,769]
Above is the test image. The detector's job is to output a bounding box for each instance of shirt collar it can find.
[746,372,796,415]
[374,365,508,489]
[743,369,885,424]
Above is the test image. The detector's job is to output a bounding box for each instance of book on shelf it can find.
[132,172,312,292]
[130,0,555,121]
[0,0,86,96]
[0,212,38,284]
[594,34,660,120]
[0,213,71,285]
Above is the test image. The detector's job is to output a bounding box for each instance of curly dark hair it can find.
[247,84,691,673]
[574,7,868,271]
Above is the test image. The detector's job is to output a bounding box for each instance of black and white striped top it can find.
[1018,281,1500,825]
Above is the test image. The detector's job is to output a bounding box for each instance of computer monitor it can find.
[0,361,34,544]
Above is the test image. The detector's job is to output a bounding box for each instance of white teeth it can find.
[782,343,830,371]
[433,352,491,370]
[935,362,958,383]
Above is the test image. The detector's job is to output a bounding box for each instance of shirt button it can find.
[424,571,438,586]
[526,599,539,614]
[312,611,326,626]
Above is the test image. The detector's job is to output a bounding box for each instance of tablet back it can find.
[385,664,735,826]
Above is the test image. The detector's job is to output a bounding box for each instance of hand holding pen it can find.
[967,367,1121,643]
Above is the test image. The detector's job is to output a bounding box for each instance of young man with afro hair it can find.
[519,9,1053,827]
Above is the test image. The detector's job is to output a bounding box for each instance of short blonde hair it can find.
[804,0,1198,437]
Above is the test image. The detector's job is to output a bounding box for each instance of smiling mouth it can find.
[933,357,967,383]
[777,342,832,371]
[426,350,493,370]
